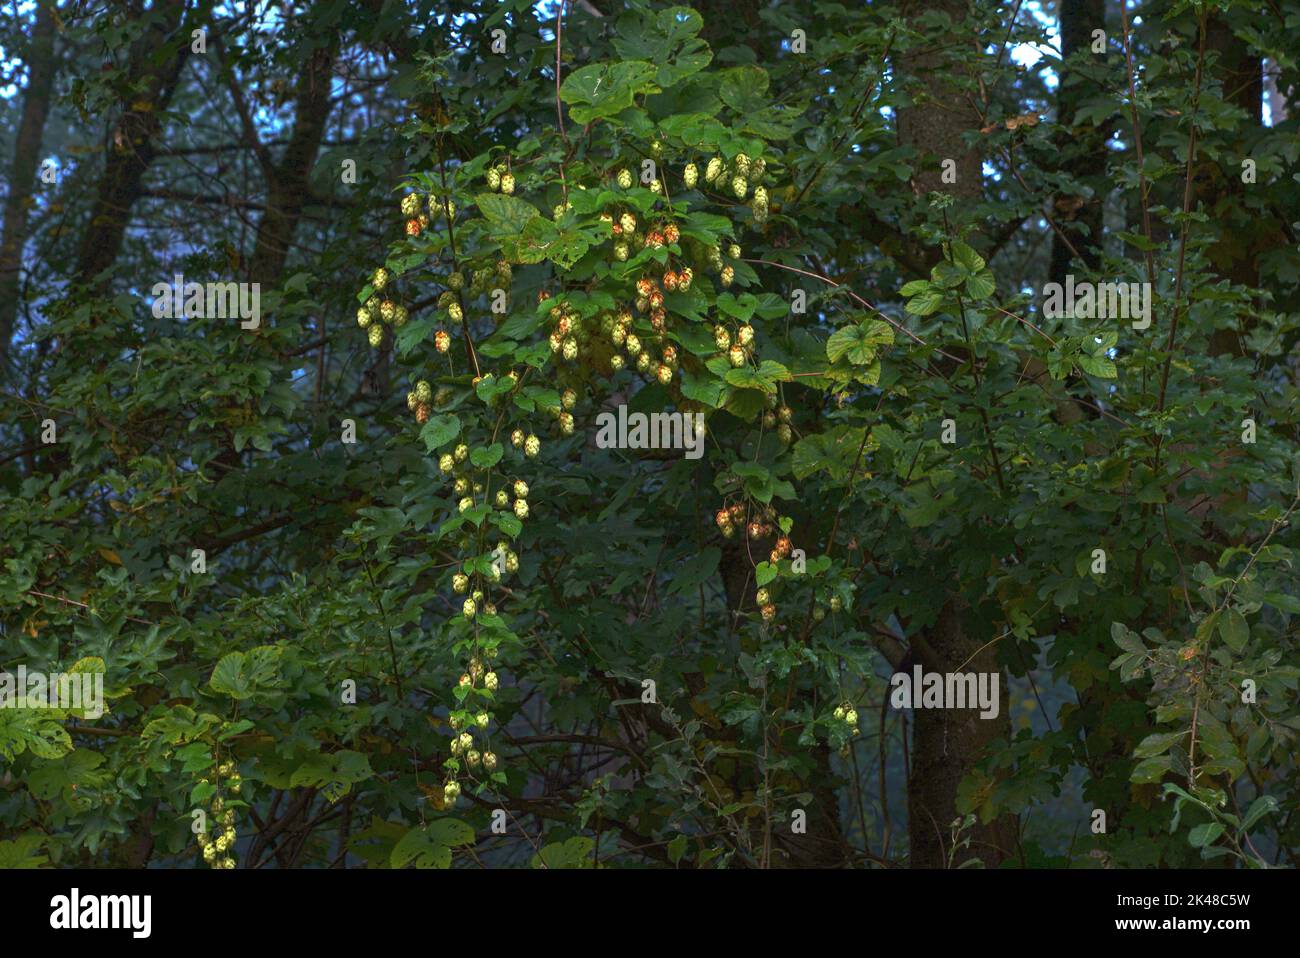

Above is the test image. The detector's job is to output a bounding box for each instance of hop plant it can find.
[367,324,384,347]
[435,330,450,353]
[448,302,463,323]
[513,480,529,499]
[486,168,501,191]
[705,156,723,183]
[372,266,389,290]
[617,168,633,189]
[514,498,529,519]
[484,671,499,691]
[452,573,469,593]
[683,162,698,188]
[500,172,516,194]
[511,428,525,447]
[738,324,754,346]
[731,175,748,199]
[524,434,541,457]
[728,345,746,367]
[356,307,371,328]
[721,264,735,287]
[380,300,396,323]
[463,597,477,619]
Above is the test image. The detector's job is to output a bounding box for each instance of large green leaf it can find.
[559,61,659,124]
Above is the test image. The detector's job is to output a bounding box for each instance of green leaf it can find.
[1241,795,1278,832]
[531,836,595,869]
[209,646,282,700]
[667,833,688,865]
[1188,822,1225,848]
[949,240,986,273]
[612,6,712,88]
[1077,352,1117,378]
[470,443,504,469]
[755,562,777,587]
[475,193,541,235]
[716,292,758,321]
[1130,755,1173,784]
[680,367,727,408]
[1219,608,1249,653]
[1133,730,1185,758]
[0,835,48,869]
[668,547,720,594]
[826,319,893,365]
[289,750,374,803]
[559,61,659,124]
[391,826,453,869]
[905,288,946,316]
[964,272,997,300]
[426,819,476,847]
[420,414,460,453]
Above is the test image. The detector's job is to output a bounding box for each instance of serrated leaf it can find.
[905,289,945,316]
[470,443,504,468]
[559,61,659,124]
[420,415,460,453]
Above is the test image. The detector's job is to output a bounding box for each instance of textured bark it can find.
[248,44,338,288]
[75,0,190,287]
[906,597,1016,867]
[894,0,1015,868]
[1202,14,1266,358]
[895,0,982,197]
[0,1,58,368]
[1048,0,1106,281]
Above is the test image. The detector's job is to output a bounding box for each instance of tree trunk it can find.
[75,0,189,287]
[906,597,1016,867]
[0,1,58,369]
[249,44,338,288]
[1048,0,1106,281]
[894,0,1016,868]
